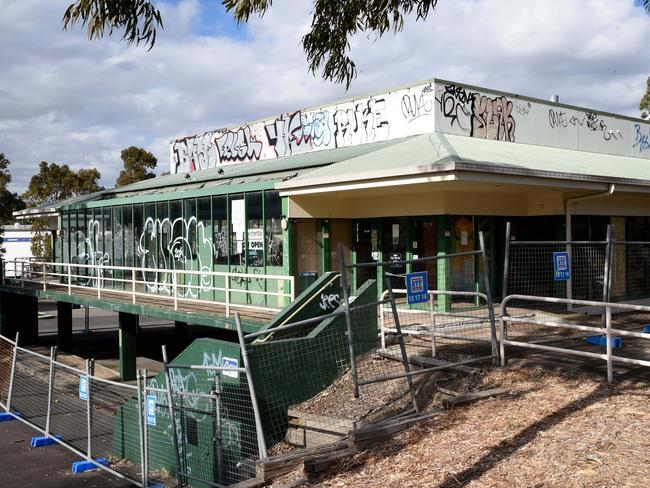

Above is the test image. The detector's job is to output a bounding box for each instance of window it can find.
[213,196,228,265]
[229,195,245,266]
[265,191,283,267]
[246,192,263,267]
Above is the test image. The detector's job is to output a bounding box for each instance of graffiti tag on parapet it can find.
[173,133,218,173]
[470,95,516,142]
[212,126,262,163]
[401,85,434,123]
[436,84,472,131]
[265,110,332,158]
[318,292,341,311]
[548,109,612,141]
[333,97,389,147]
[436,85,516,141]
[634,123,650,153]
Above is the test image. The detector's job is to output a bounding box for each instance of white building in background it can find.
[1,224,34,275]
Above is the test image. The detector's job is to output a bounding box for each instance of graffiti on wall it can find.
[171,84,436,173]
[435,84,516,142]
[549,109,613,141]
[634,123,650,153]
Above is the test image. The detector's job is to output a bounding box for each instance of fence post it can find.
[605,306,613,383]
[5,332,19,413]
[20,262,24,288]
[429,295,437,357]
[213,375,224,485]
[43,263,47,291]
[85,358,94,460]
[385,277,420,414]
[45,346,58,436]
[68,264,72,294]
[338,242,360,399]
[499,316,507,366]
[136,369,148,488]
[479,231,499,365]
[502,222,511,300]
[161,346,184,485]
[235,314,267,459]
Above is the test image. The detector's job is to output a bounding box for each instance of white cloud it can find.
[1,0,649,192]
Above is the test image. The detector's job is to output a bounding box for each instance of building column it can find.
[174,321,188,335]
[118,312,138,382]
[57,301,73,350]
[0,293,38,344]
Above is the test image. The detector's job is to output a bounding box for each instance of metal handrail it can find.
[500,293,650,382]
[3,259,296,317]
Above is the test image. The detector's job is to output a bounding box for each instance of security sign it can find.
[553,252,570,281]
[146,395,157,426]
[222,357,240,379]
[79,376,88,401]
[405,271,429,305]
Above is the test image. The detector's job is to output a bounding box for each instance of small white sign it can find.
[223,357,239,379]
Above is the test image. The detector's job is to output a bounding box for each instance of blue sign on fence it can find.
[405,271,429,305]
[553,252,570,281]
[79,376,88,401]
[146,395,157,426]
[222,357,239,379]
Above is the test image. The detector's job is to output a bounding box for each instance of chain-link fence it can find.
[501,223,650,380]
[0,328,266,488]
[339,232,498,413]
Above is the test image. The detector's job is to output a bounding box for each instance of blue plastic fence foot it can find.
[149,484,165,488]
[0,412,16,422]
[643,325,650,334]
[585,335,623,349]
[71,458,108,474]
[31,434,62,448]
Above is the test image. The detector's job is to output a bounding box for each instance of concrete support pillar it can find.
[174,321,188,335]
[57,301,73,350]
[118,312,138,382]
[0,293,38,344]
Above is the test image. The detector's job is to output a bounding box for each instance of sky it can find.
[1,0,650,193]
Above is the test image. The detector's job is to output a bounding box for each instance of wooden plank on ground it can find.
[256,440,349,481]
[442,387,509,409]
[377,349,479,374]
[304,448,354,474]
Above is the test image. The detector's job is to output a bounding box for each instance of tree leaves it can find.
[63,0,439,88]
[62,0,163,51]
[115,146,157,187]
[21,161,102,207]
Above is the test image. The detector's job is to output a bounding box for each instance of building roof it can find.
[276,132,650,194]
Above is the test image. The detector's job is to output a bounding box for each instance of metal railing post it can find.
[172,270,178,311]
[86,359,94,460]
[225,275,230,317]
[97,267,101,299]
[479,231,499,365]
[131,270,136,305]
[502,222,511,299]
[499,316,507,367]
[235,314,267,458]
[44,346,58,436]
[161,346,184,485]
[20,262,24,288]
[42,263,47,291]
[68,264,72,294]
[290,276,296,301]
[606,306,613,383]
[5,332,19,413]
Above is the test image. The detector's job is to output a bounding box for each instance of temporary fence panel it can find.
[244,277,381,452]
[339,232,498,410]
[0,334,145,486]
[501,223,650,380]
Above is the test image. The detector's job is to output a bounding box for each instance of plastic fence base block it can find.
[585,335,622,349]
[643,325,650,334]
[148,484,165,488]
[31,435,62,447]
[0,413,17,422]
[71,458,108,474]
